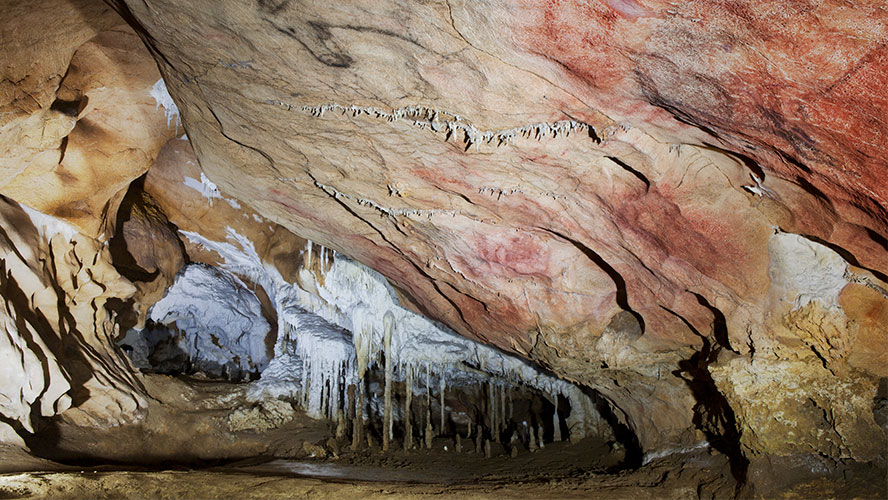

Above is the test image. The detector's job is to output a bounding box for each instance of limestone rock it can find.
[104,0,888,463]
[0,10,179,238]
[143,137,306,285]
[148,263,272,379]
[228,399,296,433]
[110,183,187,329]
[0,196,147,434]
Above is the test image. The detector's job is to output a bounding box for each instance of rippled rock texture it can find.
[101,0,887,464]
[0,0,885,487]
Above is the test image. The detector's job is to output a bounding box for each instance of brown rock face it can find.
[103,0,886,462]
[0,0,178,238]
[143,137,307,285]
[0,0,885,480]
[0,196,147,431]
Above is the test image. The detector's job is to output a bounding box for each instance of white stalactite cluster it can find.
[266,100,599,149]
[147,264,271,379]
[180,227,605,448]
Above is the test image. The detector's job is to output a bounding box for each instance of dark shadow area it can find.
[863,226,888,253]
[108,175,163,283]
[605,156,650,191]
[663,306,749,488]
[583,388,643,470]
[794,175,833,207]
[689,291,736,354]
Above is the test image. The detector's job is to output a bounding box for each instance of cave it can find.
[0,0,886,498]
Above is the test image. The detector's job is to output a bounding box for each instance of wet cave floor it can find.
[0,375,884,500]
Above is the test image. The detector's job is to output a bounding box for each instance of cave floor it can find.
[2,374,884,499]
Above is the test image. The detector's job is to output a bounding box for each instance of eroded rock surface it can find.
[0,196,146,432]
[106,0,887,465]
[0,0,885,490]
[0,0,179,238]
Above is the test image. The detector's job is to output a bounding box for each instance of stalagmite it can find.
[438,374,445,434]
[537,425,544,449]
[352,382,365,451]
[529,425,538,452]
[553,406,562,442]
[475,424,482,454]
[382,311,394,452]
[404,365,413,450]
[489,383,497,439]
[336,410,346,440]
[425,363,433,448]
[456,434,462,453]
[425,409,434,449]
[500,383,507,434]
[484,439,492,459]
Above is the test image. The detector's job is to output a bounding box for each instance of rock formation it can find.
[0,0,885,496]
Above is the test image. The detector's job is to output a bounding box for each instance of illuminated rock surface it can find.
[0,0,885,497]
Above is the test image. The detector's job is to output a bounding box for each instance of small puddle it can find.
[229,459,461,484]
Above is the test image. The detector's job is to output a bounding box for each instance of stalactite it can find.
[404,365,413,451]
[438,373,445,435]
[424,362,433,448]
[500,383,506,435]
[305,240,312,269]
[190,231,604,455]
[382,311,394,452]
[553,405,562,442]
[489,382,497,439]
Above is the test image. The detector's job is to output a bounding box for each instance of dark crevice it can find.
[863,226,888,253]
[662,306,748,489]
[539,228,645,334]
[795,176,833,208]
[49,96,85,117]
[108,175,161,284]
[777,149,812,174]
[57,136,69,164]
[688,291,736,353]
[605,156,650,191]
[581,387,643,470]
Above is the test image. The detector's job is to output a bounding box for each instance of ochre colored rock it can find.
[109,183,187,329]
[1,0,885,470]
[0,1,179,238]
[143,137,307,285]
[103,0,887,460]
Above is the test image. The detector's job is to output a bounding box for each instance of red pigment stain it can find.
[602,0,654,20]
[473,232,551,277]
[269,190,316,222]
[513,0,637,90]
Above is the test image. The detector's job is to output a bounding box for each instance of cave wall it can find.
[0,196,147,440]
[0,0,884,475]
[103,0,886,463]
